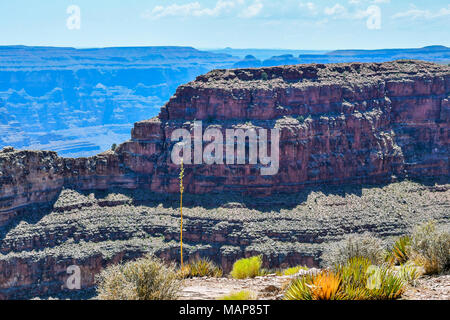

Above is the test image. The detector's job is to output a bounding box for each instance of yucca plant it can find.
[283,274,314,300]
[284,270,344,300]
[310,271,344,300]
[394,261,423,286]
[285,257,407,300]
[181,257,223,278]
[335,257,372,289]
[387,236,411,266]
[369,267,405,300]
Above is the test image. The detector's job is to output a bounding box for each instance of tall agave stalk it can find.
[179,160,185,268]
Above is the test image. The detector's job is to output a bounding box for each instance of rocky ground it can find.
[401,275,450,300]
[0,179,449,299]
[179,273,450,300]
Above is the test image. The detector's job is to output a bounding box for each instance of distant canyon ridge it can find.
[0,45,449,157]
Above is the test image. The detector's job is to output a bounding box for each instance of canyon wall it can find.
[1,60,449,227]
[121,60,450,194]
[0,60,449,298]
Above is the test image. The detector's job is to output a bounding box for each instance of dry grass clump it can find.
[230,255,263,279]
[219,290,257,300]
[276,265,309,276]
[96,254,181,300]
[320,233,386,267]
[178,257,223,278]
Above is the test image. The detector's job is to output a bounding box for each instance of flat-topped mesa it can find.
[158,60,450,121]
[1,60,449,226]
[129,60,449,192]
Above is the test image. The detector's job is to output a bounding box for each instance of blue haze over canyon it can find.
[0,45,449,157]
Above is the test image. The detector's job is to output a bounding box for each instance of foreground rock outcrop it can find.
[0,181,449,299]
[0,60,449,298]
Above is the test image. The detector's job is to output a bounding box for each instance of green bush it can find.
[180,257,223,278]
[230,255,263,279]
[219,290,256,300]
[261,72,269,81]
[296,115,305,124]
[96,254,181,300]
[409,221,450,274]
[320,233,386,267]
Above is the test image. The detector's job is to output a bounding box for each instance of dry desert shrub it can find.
[320,233,386,267]
[409,221,450,275]
[96,254,181,300]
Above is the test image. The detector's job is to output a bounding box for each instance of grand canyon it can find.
[0,59,448,299]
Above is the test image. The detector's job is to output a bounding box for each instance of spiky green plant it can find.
[283,274,314,300]
[394,261,423,286]
[284,257,407,300]
[387,236,411,265]
[369,267,405,300]
[284,270,345,300]
[181,257,223,278]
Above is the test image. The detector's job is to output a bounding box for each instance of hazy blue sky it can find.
[0,0,449,49]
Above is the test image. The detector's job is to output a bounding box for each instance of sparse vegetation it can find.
[296,115,305,124]
[284,257,407,300]
[277,265,309,276]
[231,256,263,279]
[387,235,411,266]
[320,233,386,267]
[219,290,257,300]
[394,261,423,286]
[409,221,450,274]
[179,257,223,278]
[96,254,181,300]
[111,143,117,151]
[261,71,269,81]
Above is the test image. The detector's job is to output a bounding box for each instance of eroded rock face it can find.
[1,60,449,226]
[123,60,450,194]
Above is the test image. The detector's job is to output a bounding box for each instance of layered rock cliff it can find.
[0,60,449,298]
[1,60,449,227]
